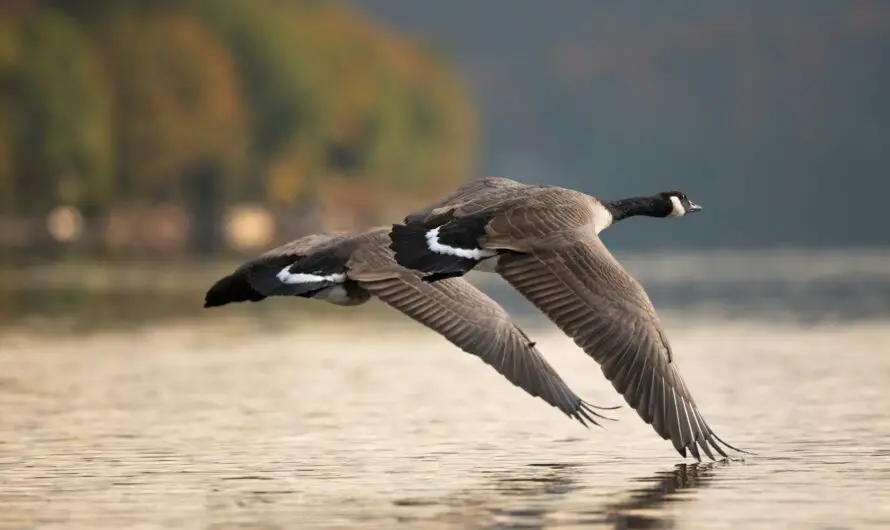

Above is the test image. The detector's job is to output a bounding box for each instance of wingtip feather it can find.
[711,432,754,456]
[579,400,620,421]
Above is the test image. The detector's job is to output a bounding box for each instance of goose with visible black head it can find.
[666,191,703,217]
[595,190,703,228]
[388,177,748,462]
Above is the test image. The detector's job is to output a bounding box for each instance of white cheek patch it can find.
[425,226,497,260]
[668,196,686,217]
[276,269,346,285]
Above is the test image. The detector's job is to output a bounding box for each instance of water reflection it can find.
[387,462,579,528]
[601,463,718,529]
[386,462,717,529]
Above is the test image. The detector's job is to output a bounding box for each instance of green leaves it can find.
[0,0,477,228]
[0,10,112,212]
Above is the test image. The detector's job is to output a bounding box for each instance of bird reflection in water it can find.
[602,463,720,529]
[390,462,582,528]
[392,462,722,529]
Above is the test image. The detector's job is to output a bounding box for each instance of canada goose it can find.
[204,226,618,427]
[388,177,747,461]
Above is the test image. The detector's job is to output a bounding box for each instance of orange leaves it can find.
[101,10,246,200]
[0,0,478,231]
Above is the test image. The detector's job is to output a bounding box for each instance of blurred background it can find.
[3,2,890,528]
[1,0,889,331]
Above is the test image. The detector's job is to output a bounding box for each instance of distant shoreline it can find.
[3,247,889,337]
[2,246,890,292]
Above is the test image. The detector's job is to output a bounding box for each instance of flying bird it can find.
[388,176,748,461]
[204,226,618,428]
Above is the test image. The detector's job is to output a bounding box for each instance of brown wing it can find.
[493,232,746,460]
[403,176,526,224]
[348,251,617,427]
[256,233,346,259]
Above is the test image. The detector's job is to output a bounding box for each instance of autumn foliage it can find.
[0,0,477,230]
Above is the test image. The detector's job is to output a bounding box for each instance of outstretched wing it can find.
[354,268,617,427]
[492,232,746,460]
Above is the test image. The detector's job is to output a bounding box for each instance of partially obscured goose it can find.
[388,177,748,461]
[204,226,617,427]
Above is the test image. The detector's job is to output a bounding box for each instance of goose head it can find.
[657,191,702,218]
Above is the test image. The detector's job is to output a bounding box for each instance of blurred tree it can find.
[101,10,246,204]
[199,0,477,218]
[198,0,323,205]
[0,9,112,214]
[0,0,478,247]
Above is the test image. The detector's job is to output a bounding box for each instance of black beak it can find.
[686,201,702,213]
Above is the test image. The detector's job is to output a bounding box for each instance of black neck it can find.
[603,196,669,222]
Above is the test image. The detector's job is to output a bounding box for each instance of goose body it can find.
[388,177,747,461]
[204,226,616,427]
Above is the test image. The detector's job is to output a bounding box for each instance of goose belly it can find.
[311,284,368,306]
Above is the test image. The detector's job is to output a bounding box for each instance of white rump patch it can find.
[668,196,686,217]
[425,226,497,260]
[276,268,346,285]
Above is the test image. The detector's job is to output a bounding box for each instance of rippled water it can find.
[2,314,890,529]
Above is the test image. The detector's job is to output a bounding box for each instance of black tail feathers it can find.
[204,254,304,308]
[204,271,266,308]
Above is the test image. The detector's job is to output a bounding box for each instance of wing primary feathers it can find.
[710,430,755,456]
[494,242,749,461]
[357,270,622,429]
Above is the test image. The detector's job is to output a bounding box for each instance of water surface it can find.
[2,316,889,529]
